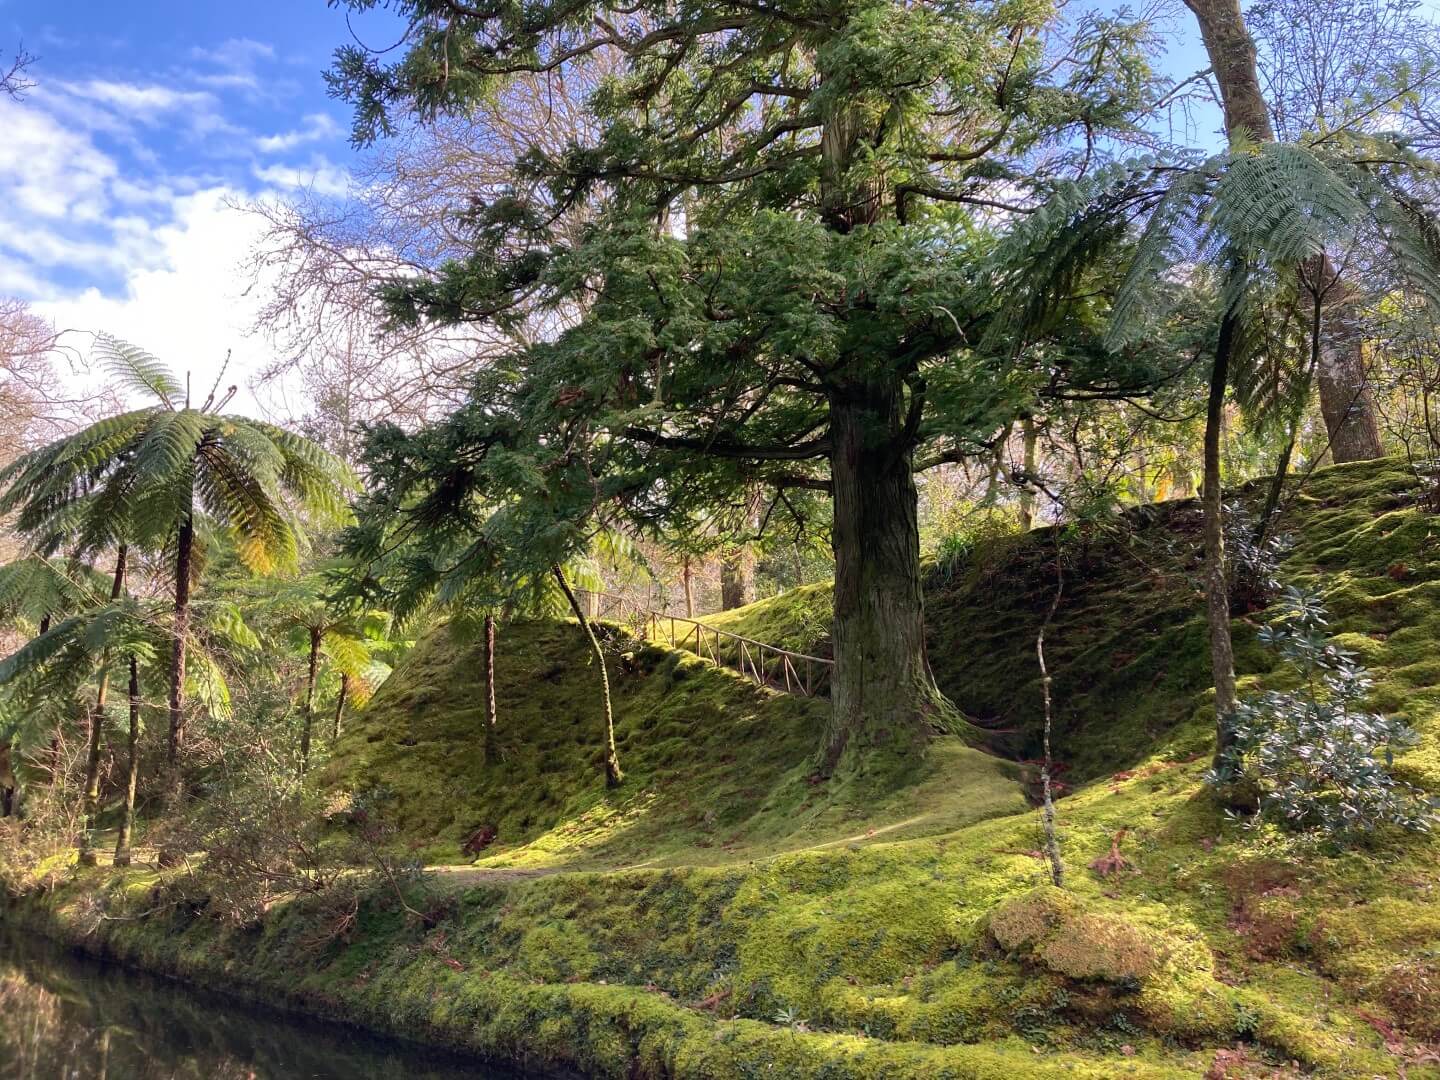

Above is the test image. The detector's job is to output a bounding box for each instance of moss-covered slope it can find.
[322,619,1027,868]
[10,457,1440,1079]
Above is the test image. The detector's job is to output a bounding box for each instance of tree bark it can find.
[1312,270,1384,462]
[113,655,141,867]
[332,672,349,744]
[1184,0,1382,463]
[300,626,321,772]
[822,383,932,773]
[720,489,759,610]
[80,544,128,866]
[1019,416,1040,531]
[553,565,623,787]
[681,558,694,617]
[167,512,194,769]
[0,741,15,818]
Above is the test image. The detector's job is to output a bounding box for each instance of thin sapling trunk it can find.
[553,565,623,787]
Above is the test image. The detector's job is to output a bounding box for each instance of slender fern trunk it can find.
[167,511,194,770]
[1205,316,1240,768]
[332,673,349,744]
[113,656,141,867]
[553,565,622,787]
[80,544,128,866]
[300,627,321,772]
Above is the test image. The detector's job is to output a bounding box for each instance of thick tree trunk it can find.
[553,565,622,787]
[80,545,128,866]
[1314,283,1384,462]
[1205,317,1240,769]
[300,627,320,772]
[1182,0,1274,141]
[113,655,141,867]
[332,672,349,744]
[482,614,497,765]
[1184,0,1382,463]
[167,513,194,769]
[823,384,932,773]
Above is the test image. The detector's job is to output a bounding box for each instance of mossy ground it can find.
[8,457,1440,1078]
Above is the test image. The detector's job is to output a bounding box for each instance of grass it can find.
[7,456,1440,1079]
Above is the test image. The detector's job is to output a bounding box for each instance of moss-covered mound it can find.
[711,456,1440,788]
[321,619,1027,867]
[9,457,1440,1078]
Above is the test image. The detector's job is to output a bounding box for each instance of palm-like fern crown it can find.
[0,335,356,571]
[985,135,1440,426]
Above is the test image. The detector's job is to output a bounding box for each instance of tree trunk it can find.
[1019,416,1040,530]
[333,673,349,744]
[1313,275,1384,462]
[1,741,15,818]
[482,613,498,765]
[681,558,694,618]
[720,551,755,610]
[300,627,321,772]
[113,655,141,867]
[167,512,194,769]
[553,565,623,787]
[823,384,933,773]
[1205,315,1240,768]
[80,544,128,867]
[1184,0,1382,463]
[720,490,758,610]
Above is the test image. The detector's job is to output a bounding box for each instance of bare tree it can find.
[2,44,34,99]
[244,61,617,457]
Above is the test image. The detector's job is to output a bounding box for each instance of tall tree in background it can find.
[1185,0,1385,463]
[329,0,1163,773]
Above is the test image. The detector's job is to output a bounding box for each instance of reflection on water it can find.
[0,928,529,1079]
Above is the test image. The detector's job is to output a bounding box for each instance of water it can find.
[0,929,535,1079]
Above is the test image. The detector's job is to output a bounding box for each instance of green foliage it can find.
[1211,586,1439,842]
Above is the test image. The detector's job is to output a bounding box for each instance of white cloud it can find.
[256,112,340,153]
[253,159,351,198]
[31,189,276,417]
[62,78,216,117]
[190,38,276,93]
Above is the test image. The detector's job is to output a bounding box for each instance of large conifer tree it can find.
[329,0,1162,770]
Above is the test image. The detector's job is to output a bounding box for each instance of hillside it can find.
[12,457,1440,1079]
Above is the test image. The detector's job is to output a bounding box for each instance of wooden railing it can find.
[576,589,833,698]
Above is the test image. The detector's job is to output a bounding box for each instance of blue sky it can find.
[0,1,409,412]
[0,1,1218,416]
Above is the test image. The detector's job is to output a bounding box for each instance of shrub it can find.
[1209,587,1438,843]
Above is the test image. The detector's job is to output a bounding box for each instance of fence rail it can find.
[576,589,833,698]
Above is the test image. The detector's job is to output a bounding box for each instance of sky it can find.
[0,0,407,416]
[0,1,1221,421]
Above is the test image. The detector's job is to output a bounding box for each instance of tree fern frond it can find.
[95,333,183,408]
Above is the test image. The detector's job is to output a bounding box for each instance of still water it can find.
[0,929,536,1079]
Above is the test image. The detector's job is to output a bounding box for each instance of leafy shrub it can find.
[1223,500,1291,613]
[1210,587,1438,843]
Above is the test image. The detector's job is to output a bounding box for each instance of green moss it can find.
[12,457,1440,1078]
